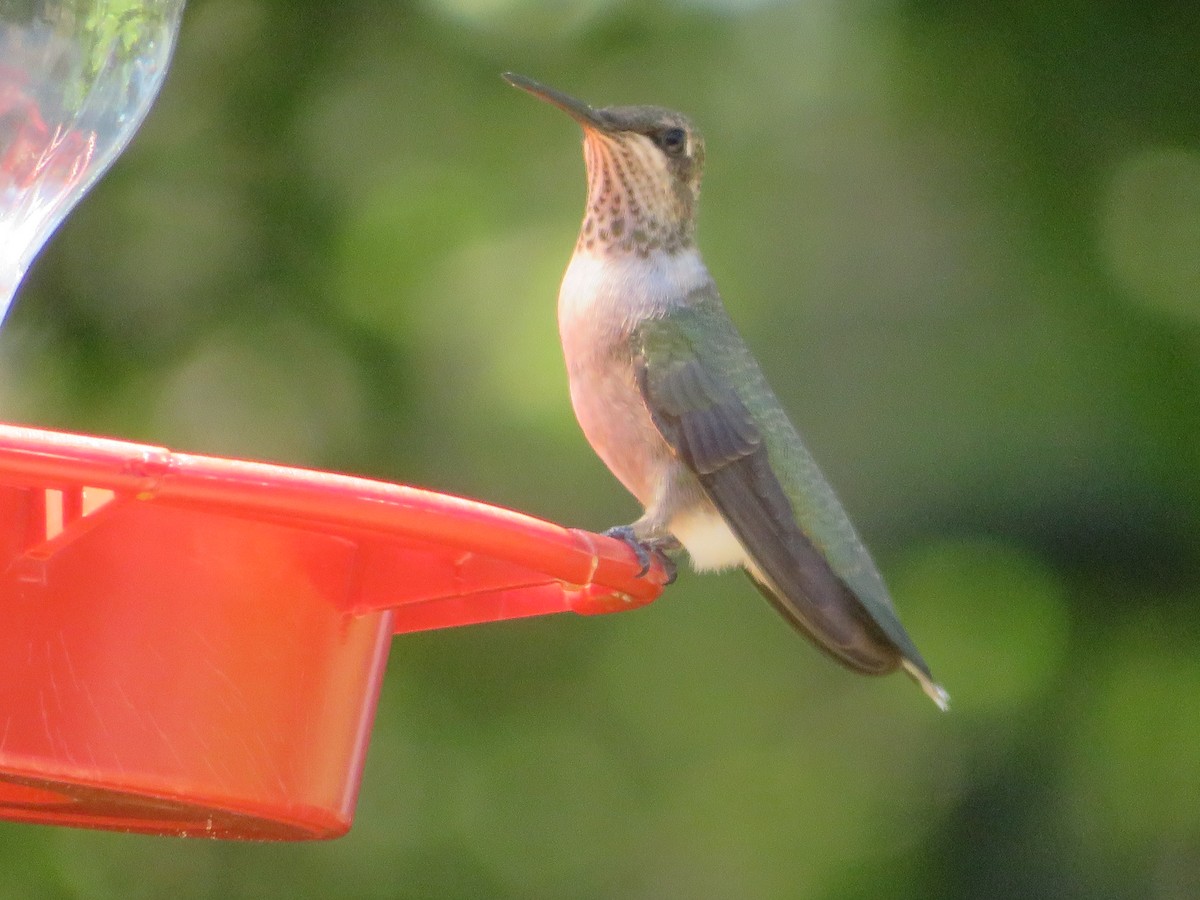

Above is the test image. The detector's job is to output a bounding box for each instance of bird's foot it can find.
[603,526,679,584]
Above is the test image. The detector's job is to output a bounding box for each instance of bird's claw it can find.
[657,552,678,585]
[603,526,678,585]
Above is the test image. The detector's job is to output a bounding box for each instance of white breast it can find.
[558,246,710,332]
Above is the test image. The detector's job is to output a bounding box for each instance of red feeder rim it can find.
[0,422,666,840]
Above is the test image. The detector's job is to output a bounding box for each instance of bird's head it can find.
[505,73,705,257]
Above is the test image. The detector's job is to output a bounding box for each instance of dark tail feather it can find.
[701,451,950,709]
[743,570,899,676]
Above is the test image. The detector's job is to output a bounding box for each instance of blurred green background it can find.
[3,0,1200,896]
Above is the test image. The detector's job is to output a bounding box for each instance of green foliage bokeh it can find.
[3,0,1199,897]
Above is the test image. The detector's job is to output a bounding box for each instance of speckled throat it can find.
[578,131,695,258]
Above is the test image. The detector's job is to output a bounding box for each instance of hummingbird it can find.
[503,73,948,710]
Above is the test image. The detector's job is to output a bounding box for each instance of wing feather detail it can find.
[634,296,938,684]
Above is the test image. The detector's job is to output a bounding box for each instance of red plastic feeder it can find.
[0,422,665,840]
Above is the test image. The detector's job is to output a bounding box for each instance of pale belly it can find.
[565,347,669,508]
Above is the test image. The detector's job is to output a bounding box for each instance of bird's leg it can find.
[605,489,682,583]
[603,525,680,583]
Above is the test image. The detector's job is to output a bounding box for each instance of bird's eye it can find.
[657,127,687,156]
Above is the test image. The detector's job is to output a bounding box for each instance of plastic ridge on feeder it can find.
[0,422,667,840]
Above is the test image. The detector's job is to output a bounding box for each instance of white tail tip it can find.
[902,659,951,712]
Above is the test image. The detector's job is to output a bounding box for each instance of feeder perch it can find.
[0,422,666,839]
